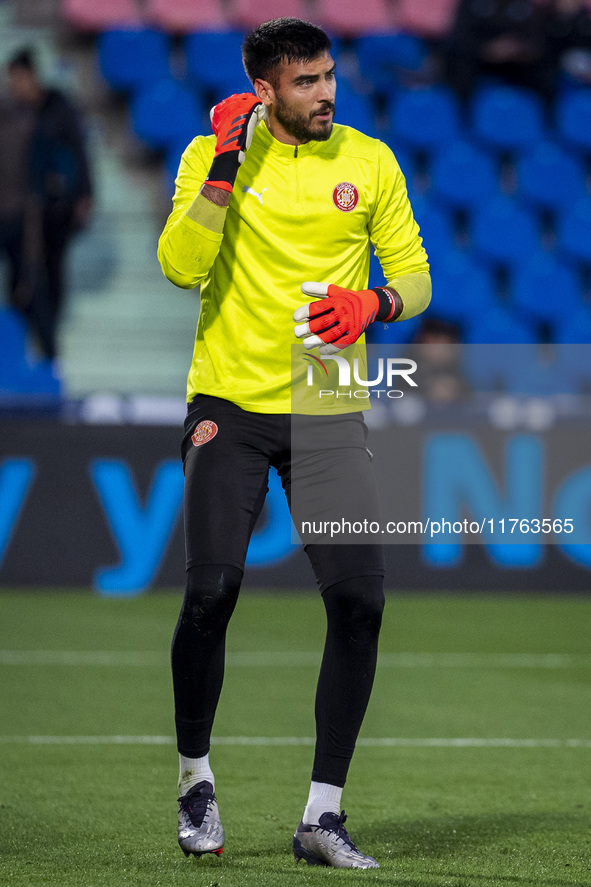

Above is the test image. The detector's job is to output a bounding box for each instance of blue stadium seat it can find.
[508,351,568,395]
[0,308,29,387]
[365,313,423,345]
[411,196,456,263]
[365,249,422,344]
[463,342,577,394]
[356,33,429,91]
[98,29,171,92]
[184,31,252,100]
[557,196,591,264]
[389,144,414,187]
[388,86,462,153]
[516,141,586,211]
[512,252,581,326]
[462,318,544,393]
[471,84,546,152]
[462,342,537,391]
[130,79,205,149]
[553,341,591,392]
[369,247,386,286]
[497,344,581,395]
[333,81,378,137]
[18,360,62,398]
[556,88,591,153]
[430,139,499,209]
[428,251,497,325]
[164,138,193,195]
[470,196,539,267]
[0,308,61,400]
[465,306,538,344]
[555,307,591,343]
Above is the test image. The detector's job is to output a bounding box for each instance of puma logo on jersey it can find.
[243,185,267,205]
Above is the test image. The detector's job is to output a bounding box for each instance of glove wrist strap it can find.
[373,286,403,323]
[205,151,241,192]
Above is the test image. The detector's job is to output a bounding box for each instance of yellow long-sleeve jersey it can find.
[158,121,430,412]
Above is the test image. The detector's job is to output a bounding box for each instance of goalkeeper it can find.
[158,17,430,870]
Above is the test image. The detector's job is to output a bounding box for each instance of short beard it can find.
[274,96,334,143]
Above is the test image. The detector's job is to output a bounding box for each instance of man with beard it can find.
[158,17,430,869]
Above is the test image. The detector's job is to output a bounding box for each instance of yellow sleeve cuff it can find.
[386,271,432,321]
[185,192,227,234]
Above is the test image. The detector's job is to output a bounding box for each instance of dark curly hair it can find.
[242,18,331,87]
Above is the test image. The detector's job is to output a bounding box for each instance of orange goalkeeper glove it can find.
[205,93,266,193]
[293,281,401,354]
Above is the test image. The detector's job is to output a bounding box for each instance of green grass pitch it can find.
[0,591,590,886]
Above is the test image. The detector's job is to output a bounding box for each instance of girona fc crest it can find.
[191,420,218,447]
[333,182,359,212]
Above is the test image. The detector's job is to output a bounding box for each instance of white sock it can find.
[178,753,215,795]
[303,781,343,824]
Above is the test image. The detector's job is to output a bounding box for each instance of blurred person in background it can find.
[445,0,557,103]
[0,90,33,315]
[410,317,470,404]
[543,0,591,87]
[445,0,591,103]
[7,48,93,360]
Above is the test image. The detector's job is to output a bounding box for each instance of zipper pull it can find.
[294,145,298,158]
